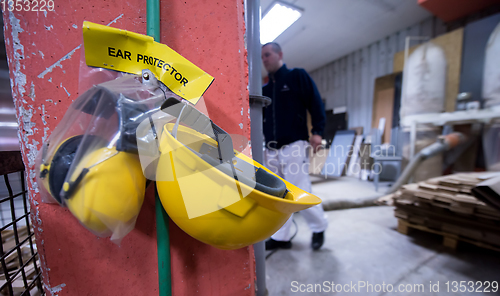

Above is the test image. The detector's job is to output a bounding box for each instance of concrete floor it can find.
[265,206,500,296]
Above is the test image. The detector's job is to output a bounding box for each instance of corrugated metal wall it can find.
[310,16,448,134]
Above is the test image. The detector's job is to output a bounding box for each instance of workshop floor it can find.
[265,206,500,296]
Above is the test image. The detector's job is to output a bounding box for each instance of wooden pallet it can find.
[0,261,41,296]
[397,219,500,252]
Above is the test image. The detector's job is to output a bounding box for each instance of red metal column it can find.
[3,0,254,294]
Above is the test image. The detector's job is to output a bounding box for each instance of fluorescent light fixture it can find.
[0,122,18,128]
[0,107,16,115]
[261,1,302,44]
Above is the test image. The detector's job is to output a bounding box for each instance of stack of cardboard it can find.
[392,172,500,250]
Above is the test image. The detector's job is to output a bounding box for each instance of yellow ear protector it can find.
[38,85,147,237]
[156,98,321,250]
[39,135,105,204]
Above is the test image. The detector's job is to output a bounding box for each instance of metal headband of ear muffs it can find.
[160,97,235,163]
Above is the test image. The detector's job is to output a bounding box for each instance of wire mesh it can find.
[0,152,44,296]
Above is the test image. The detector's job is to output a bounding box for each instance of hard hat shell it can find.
[156,124,321,250]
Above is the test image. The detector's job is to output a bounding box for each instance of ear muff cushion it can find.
[48,135,104,204]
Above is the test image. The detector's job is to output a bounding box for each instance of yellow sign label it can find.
[82,21,214,104]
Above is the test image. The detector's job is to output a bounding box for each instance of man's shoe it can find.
[311,232,324,250]
[265,238,292,250]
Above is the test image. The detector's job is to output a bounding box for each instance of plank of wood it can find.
[372,74,398,143]
[2,233,29,254]
[397,219,410,235]
[1,226,28,244]
[395,204,500,234]
[443,237,458,249]
[399,186,499,220]
[397,219,500,252]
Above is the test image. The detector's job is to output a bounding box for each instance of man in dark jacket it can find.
[262,42,328,250]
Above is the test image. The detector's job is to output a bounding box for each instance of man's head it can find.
[261,42,283,74]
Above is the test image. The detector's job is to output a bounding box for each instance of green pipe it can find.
[147,0,172,295]
[155,189,172,296]
[147,0,160,42]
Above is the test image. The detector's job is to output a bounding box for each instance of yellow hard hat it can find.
[156,99,321,250]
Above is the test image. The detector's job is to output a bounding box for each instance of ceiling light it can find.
[0,122,18,128]
[260,1,302,44]
[0,107,16,115]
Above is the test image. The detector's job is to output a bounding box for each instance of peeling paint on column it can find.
[42,127,50,142]
[35,207,42,224]
[44,282,66,295]
[107,14,124,26]
[28,81,35,101]
[9,12,27,98]
[18,104,39,194]
[41,105,47,125]
[8,11,35,200]
[37,44,81,78]
[30,169,39,193]
[18,105,35,154]
[61,84,71,97]
[33,206,42,232]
